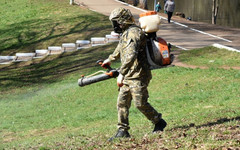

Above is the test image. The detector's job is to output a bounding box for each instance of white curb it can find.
[48,46,62,51]
[0,56,16,60]
[105,35,119,42]
[34,50,49,58]
[48,46,63,55]
[16,53,36,57]
[14,53,36,62]
[76,40,91,49]
[62,43,76,48]
[212,43,240,53]
[0,56,16,64]
[62,43,76,52]
[91,37,106,46]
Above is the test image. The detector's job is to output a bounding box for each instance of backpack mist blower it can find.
[78,11,175,87]
[78,60,119,87]
[139,11,174,68]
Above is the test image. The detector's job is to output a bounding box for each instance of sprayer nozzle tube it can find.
[78,73,111,87]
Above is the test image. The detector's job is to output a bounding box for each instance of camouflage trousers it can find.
[117,80,161,131]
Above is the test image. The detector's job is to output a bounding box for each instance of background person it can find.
[164,0,175,23]
[155,2,161,12]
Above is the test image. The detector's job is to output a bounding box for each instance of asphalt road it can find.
[75,0,240,51]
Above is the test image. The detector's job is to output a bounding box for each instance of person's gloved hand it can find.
[101,59,111,69]
[117,73,124,87]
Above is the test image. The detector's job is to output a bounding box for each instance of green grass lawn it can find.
[0,0,240,149]
[0,0,112,55]
[1,45,239,149]
[178,46,240,68]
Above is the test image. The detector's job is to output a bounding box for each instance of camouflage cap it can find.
[109,7,135,25]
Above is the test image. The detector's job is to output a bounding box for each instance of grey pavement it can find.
[76,0,240,51]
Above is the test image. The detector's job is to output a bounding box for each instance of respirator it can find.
[111,21,123,34]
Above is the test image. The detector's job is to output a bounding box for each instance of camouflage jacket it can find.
[108,25,152,82]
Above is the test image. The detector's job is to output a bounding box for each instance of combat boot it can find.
[108,129,131,142]
[153,119,167,132]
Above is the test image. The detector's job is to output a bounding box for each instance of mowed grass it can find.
[178,46,240,68]
[0,0,112,55]
[0,0,240,149]
[1,45,239,149]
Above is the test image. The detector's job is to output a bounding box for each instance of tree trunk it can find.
[212,0,219,24]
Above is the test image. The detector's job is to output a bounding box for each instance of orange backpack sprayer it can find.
[78,11,174,87]
[139,11,174,67]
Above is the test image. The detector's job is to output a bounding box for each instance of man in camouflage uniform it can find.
[102,7,167,141]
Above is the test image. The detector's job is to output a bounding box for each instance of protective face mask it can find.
[111,21,123,34]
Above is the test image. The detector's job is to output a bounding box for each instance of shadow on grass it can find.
[0,43,117,92]
[171,116,240,130]
[0,14,112,55]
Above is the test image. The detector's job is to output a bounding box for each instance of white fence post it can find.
[154,0,157,11]
[70,0,74,5]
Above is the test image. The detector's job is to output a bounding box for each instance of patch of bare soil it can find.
[117,124,239,150]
